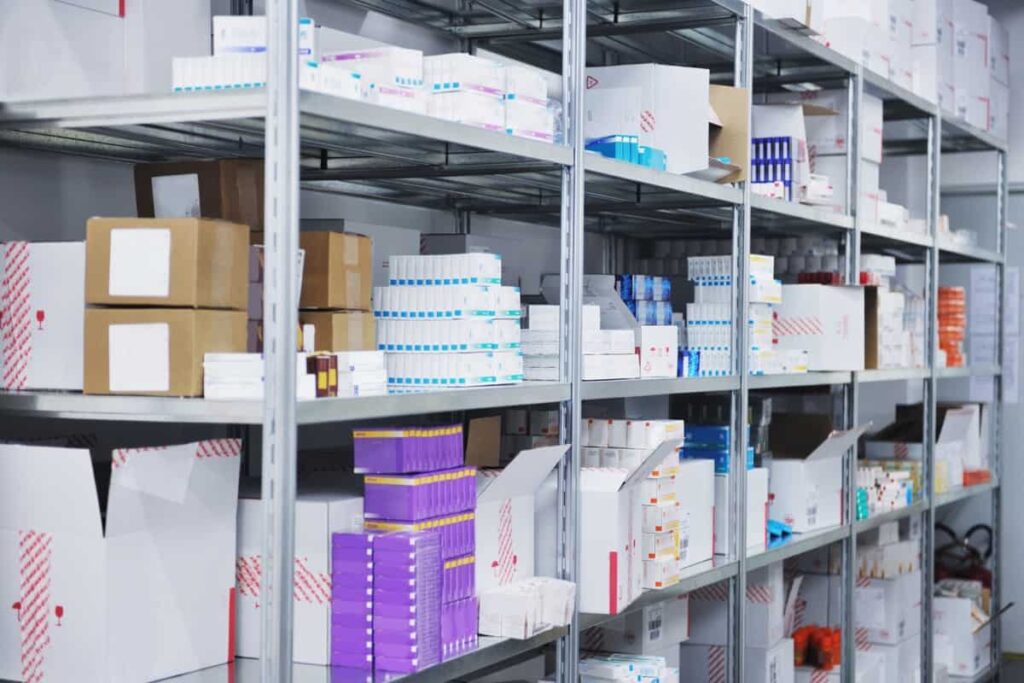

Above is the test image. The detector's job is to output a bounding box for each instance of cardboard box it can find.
[932,596,991,677]
[687,562,783,647]
[810,156,881,223]
[298,311,375,352]
[585,64,710,175]
[85,217,249,309]
[0,241,85,390]
[865,633,922,683]
[84,307,246,396]
[679,638,794,683]
[775,285,865,371]
[795,573,842,628]
[0,438,241,682]
[709,85,750,183]
[952,0,990,101]
[465,415,502,467]
[865,287,910,369]
[769,425,867,532]
[580,440,682,615]
[476,445,567,594]
[913,44,938,103]
[855,570,922,644]
[677,459,715,567]
[913,0,938,44]
[236,492,363,665]
[134,159,264,231]
[593,594,689,654]
[752,104,813,192]
[989,15,1008,86]
[298,232,372,310]
[766,90,883,163]
[714,467,769,555]
[637,325,678,378]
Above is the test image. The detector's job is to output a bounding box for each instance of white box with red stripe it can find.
[774,285,865,371]
[679,635,794,683]
[0,241,85,391]
[687,562,784,648]
[854,570,923,645]
[0,438,241,682]
[235,491,364,665]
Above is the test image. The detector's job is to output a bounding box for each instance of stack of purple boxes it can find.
[331,532,376,670]
[353,424,479,672]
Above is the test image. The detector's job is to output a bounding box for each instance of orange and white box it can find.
[0,241,85,390]
[235,491,364,665]
[643,500,682,533]
[643,556,680,590]
[0,438,242,683]
[642,529,679,560]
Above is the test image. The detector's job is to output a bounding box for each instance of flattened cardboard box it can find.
[84,308,246,396]
[134,159,264,231]
[299,310,375,352]
[86,217,249,309]
[299,232,372,310]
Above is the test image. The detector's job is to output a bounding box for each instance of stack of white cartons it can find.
[850,521,924,680]
[523,304,637,380]
[580,654,680,683]
[203,353,318,399]
[321,43,426,113]
[769,88,884,225]
[505,64,556,142]
[949,0,991,131]
[933,580,992,678]
[816,2,891,80]
[372,253,523,388]
[425,53,506,131]
[680,563,795,683]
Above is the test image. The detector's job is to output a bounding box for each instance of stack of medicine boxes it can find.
[321,44,427,113]
[425,54,506,132]
[373,253,523,388]
[683,254,786,377]
[356,425,478,669]
[751,136,795,201]
[617,273,673,325]
[504,64,556,142]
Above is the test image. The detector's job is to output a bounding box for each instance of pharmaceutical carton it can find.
[765,90,883,163]
[585,64,710,175]
[775,285,865,371]
[636,325,679,378]
[134,159,264,231]
[580,440,682,614]
[932,596,991,677]
[676,459,715,567]
[299,311,376,351]
[989,16,1009,86]
[84,308,246,396]
[298,232,373,310]
[769,425,867,532]
[687,562,784,647]
[864,634,922,683]
[855,570,922,644]
[85,217,249,309]
[795,573,842,628]
[0,439,241,682]
[595,594,690,655]
[713,467,768,555]
[235,492,363,664]
[0,241,84,390]
[475,445,568,594]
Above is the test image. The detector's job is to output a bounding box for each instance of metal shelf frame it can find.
[0,1,1008,682]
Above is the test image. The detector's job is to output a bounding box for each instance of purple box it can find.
[333,584,374,601]
[373,575,415,593]
[332,651,374,669]
[363,511,475,561]
[442,555,475,604]
[375,642,422,660]
[439,596,479,661]
[332,600,374,619]
[363,467,476,521]
[327,667,375,683]
[353,425,464,474]
[375,655,427,674]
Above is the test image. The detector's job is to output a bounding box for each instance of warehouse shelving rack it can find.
[0,0,1008,681]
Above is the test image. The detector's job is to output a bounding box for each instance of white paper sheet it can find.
[108,229,171,297]
[108,323,170,392]
[152,174,201,218]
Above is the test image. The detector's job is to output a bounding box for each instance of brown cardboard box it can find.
[300,311,375,351]
[134,159,264,230]
[86,217,249,309]
[709,85,750,183]
[298,232,372,310]
[84,308,246,396]
[465,415,501,467]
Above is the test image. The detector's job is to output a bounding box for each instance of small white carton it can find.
[775,285,865,371]
[932,596,991,677]
[855,570,922,644]
[0,242,85,390]
[714,467,769,555]
[636,325,679,378]
[476,445,568,594]
[795,573,842,628]
[769,426,868,532]
[0,439,242,683]
[676,459,715,568]
[585,64,711,175]
[580,440,683,615]
[235,491,363,665]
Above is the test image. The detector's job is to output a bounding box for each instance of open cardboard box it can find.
[0,439,241,682]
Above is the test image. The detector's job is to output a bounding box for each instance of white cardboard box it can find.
[0,242,85,390]
[952,0,990,101]
[913,44,938,103]
[580,440,682,615]
[913,0,938,45]
[687,562,784,648]
[855,570,922,644]
[989,15,1009,86]
[809,156,880,224]
[796,573,842,628]
[636,325,678,378]
[714,467,769,555]
[769,426,867,532]
[752,104,811,192]
[476,445,568,594]
[0,439,241,682]
[235,492,363,665]
[593,593,689,654]
[864,633,922,683]
[679,638,794,683]
[766,90,883,163]
[677,459,715,568]
[932,596,991,677]
[775,285,865,371]
[585,64,710,175]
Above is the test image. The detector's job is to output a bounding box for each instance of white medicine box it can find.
[775,285,865,371]
[585,64,711,175]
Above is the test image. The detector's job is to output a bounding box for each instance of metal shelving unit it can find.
[0,1,1007,682]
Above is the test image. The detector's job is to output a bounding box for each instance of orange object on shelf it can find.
[963,469,992,486]
[937,287,967,367]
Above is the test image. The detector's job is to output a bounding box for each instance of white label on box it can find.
[108,229,171,297]
[152,174,201,218]
[109,323,170,392]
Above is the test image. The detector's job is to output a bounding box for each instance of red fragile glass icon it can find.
[11,601,20,619]
[54,605,63,626]
[35,310,45,330]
